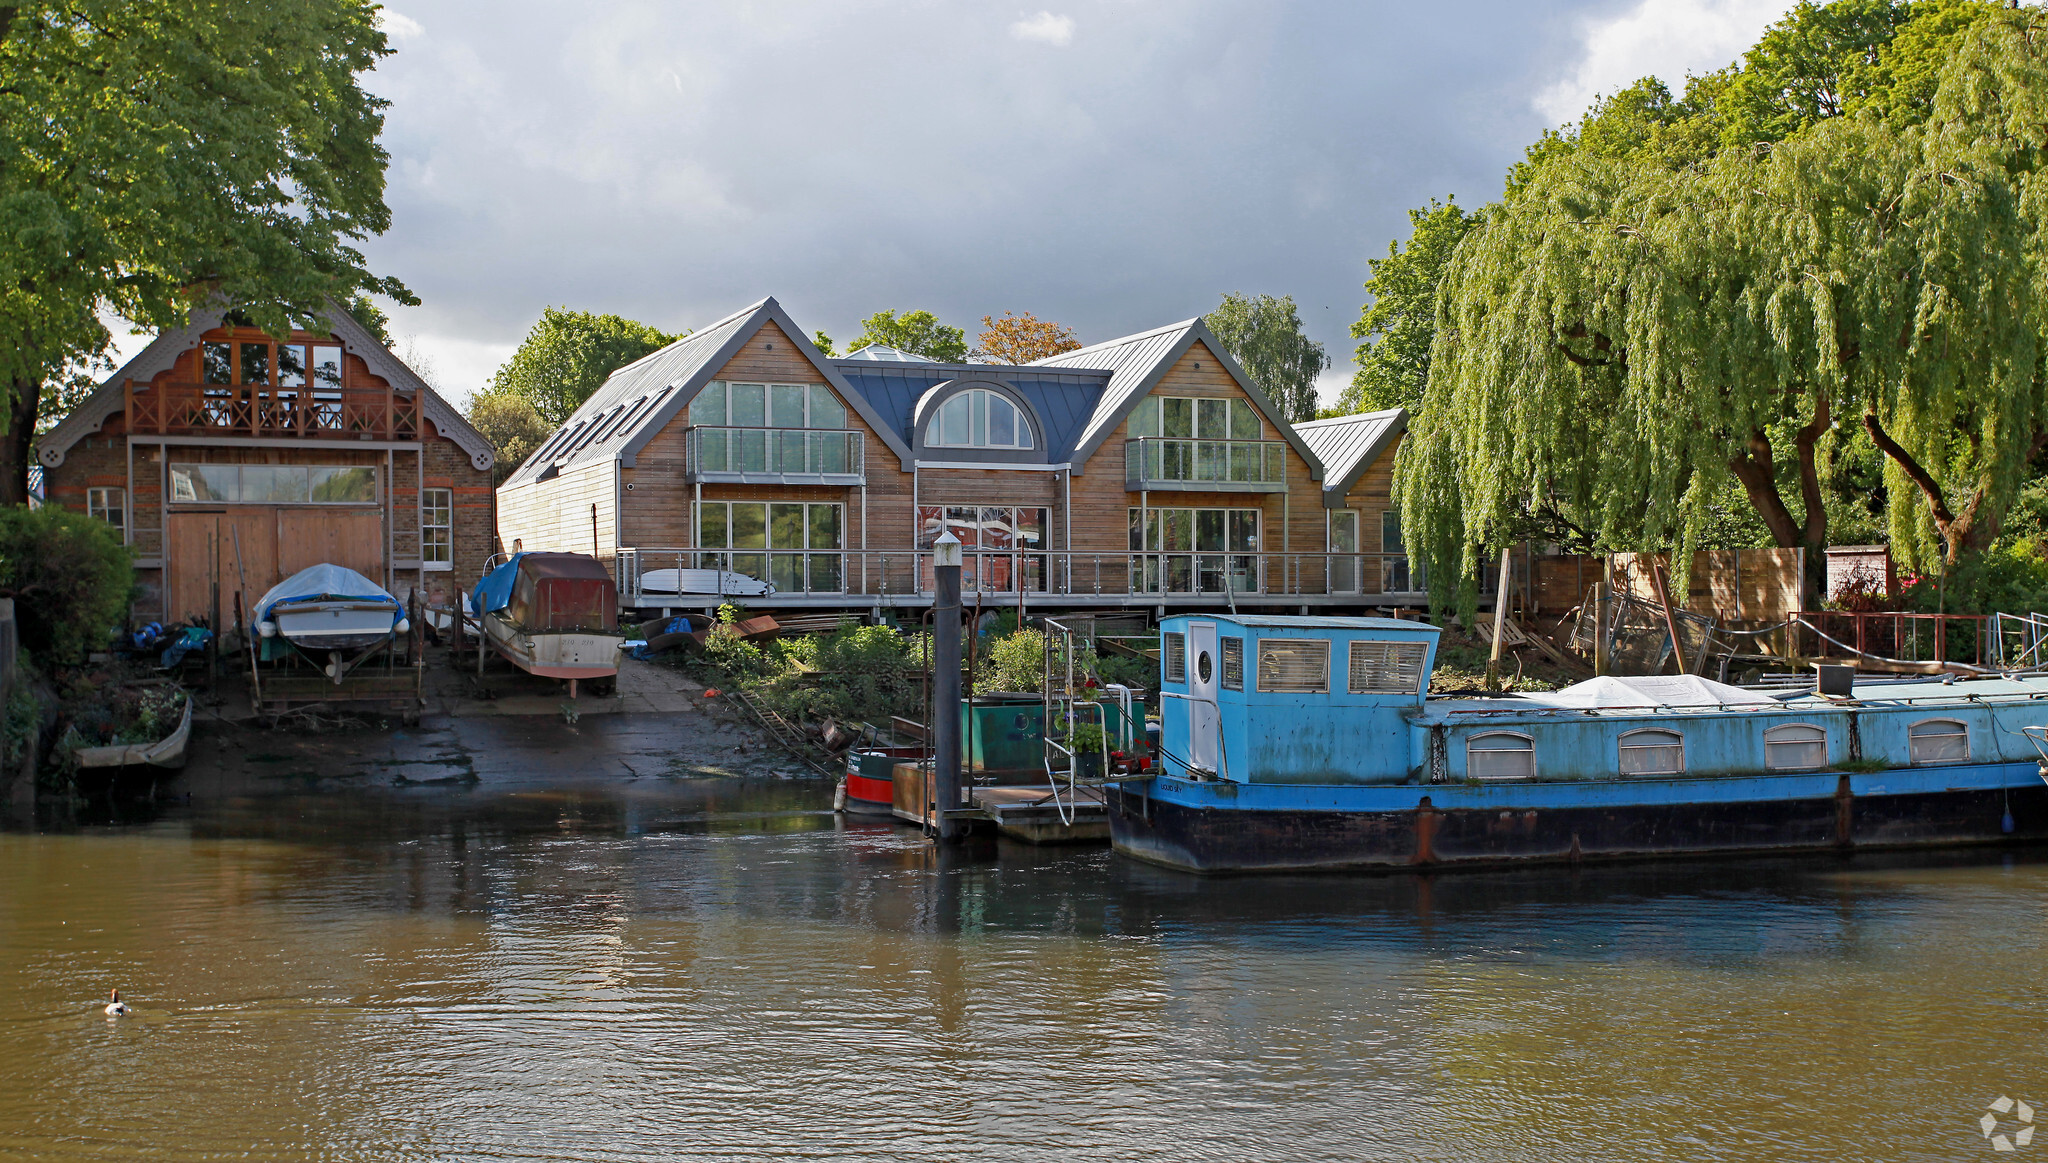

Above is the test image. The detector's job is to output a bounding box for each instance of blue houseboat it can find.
[1107,614,2048,873]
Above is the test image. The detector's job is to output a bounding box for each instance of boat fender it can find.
[257,620,277,638]
[395,617,411,635]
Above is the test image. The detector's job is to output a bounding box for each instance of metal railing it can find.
[1124,437,1288,490]
[612,547,1429,604]
[685,426,863,482]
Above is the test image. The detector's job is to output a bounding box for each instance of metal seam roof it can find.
[1294,408,1408,504]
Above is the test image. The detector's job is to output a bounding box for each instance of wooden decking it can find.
[886,761,1109,844]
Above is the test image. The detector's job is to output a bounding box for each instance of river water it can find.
[4,741,2047,1161]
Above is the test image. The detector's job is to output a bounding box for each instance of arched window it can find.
[1619,728,1684,776]
[925,389,1034,450]
[1909,719,1969,764]
[1764,723,1828,770]
[1467,731,1535,780]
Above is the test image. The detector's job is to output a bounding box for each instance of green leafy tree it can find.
[481,307,679,426]
[811,330,836,357]
[467,394,552,485]
[1202,293,1329,423]
[845,310,968,362]
[1343,199,1483,414]
[0,1,412,504]
[0,504,133,665]
[345,293,393,346]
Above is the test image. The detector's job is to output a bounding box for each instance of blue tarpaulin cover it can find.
[470,553,528,617]
[256,564,400,624]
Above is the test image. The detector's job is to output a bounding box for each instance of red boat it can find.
[843,745,922,817]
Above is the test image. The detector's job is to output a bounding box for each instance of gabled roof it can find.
[36,299,495,472]
[1028,318,1323,478]
[1293,408,1407,507]
[831,360,1112,462]
[500,297,915,488]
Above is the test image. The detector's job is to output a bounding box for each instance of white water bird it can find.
[104,989,129,1017]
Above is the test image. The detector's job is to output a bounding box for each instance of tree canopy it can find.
[1344,199,1482,415]
[1202,293,1328,422]
[845,309,968,363]
[480,307,680,427]
[0,1,410,501]
[466,394,551,485]
[974,311,1081,363]
[1387,0,2036,614]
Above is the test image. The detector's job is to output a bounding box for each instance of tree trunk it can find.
[1728,424,1828,608]
[1861,410,2011,564]
[0,376,40,507]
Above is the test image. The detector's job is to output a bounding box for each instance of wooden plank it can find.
[278,508,383,579]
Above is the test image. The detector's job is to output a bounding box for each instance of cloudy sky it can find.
[278,0,1796,407]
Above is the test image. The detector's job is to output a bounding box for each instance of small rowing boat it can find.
[255,564,408,682]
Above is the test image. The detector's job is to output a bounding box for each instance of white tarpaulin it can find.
[255,563,397,621]
[1519,674,1775,709]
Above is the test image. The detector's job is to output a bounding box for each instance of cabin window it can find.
[1909,719,1970,764]
[1467,732,1535,780]
[1221,636,1243,691]
[1163,632,1186,684]
[87,487,125,539]
[1348,640,1428,695]
[924,388,1034,450]
[1619,728,1685,776]
[1764,723,1827,770]
[422,488,453,570]
[1257,638,1330,693]
[696,501,843,593]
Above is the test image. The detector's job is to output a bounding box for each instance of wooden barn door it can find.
[167,510,280,628]
[277,509,384,582]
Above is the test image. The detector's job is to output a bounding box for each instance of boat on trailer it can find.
[255,564,409,682]
[469,552,623,696]
[1108,614,2048,873]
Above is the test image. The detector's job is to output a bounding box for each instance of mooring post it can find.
[932,530,964,842]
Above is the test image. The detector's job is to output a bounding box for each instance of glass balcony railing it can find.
[1125,437,1287,491]
[686,427,863,481]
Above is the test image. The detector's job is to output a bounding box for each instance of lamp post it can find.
[932,530,964,841]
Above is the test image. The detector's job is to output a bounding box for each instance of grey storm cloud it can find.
[357,0,1777,398]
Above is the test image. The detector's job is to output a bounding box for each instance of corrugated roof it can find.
[501,297,915,488]
[1293,408,1407,504]
[831,363,1111,461]
[1029,318,1323,478]
[1165,613,1441,631]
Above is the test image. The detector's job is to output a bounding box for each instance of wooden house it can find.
[36,303,497,627]
[1292,408,1420,599]
[497,296,1430,615]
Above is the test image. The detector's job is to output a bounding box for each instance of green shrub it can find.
[0,505,133,666]
[977,627,1046,693]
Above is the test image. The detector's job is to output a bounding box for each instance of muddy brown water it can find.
[4,712,2047,1161]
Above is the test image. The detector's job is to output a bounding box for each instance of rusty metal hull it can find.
[1107,767,2048,874]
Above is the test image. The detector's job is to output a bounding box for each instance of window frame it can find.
[922,387,1035,450]
[1908,718,1971,765]
[166,463,379,506]
[1467,730,1536,781]
[1220,636,1244,691]
[1347,639,1429,695]
[421,487,454,571]
[1256,637,1330,694]
[694,500,846,593]
[1762,723,1828,771]
[691,381,848,430]
[1162,631,1187,685]
[1618,728,1686,776]
[86,487,126,542]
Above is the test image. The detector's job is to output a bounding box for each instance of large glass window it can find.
[1909,719,1969,764]
[924,389,1034,450]
[916,505,1046,591]
[1619,729,1685,776]
[690,383,856,474]
[1128,506,1259,593]
[1330,510,1360,593]
[422,487,453,569]
[1468,732,1535,780]
[1764,723,1827,770]
[690,382,845,429]
[168,463,377,504]
[1129,396,1260,439]
[696,501,843,593]
[1126,395,1279,484]
[1257,638,1330,693]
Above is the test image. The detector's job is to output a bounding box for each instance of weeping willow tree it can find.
[1400,6,2048,616]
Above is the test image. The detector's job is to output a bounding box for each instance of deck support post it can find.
[932,531,964,842]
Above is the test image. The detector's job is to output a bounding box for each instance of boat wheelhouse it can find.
[1110,614,2048,872]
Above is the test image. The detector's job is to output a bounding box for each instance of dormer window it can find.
[926,389,1033,450]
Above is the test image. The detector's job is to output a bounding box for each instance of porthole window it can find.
[1909,719,1969,764]
[1467,732,1535,780]
[1764,723,1827,770]
[1196,650,1213,684]
[925,389,1034,450]
[1619,728,1685,776]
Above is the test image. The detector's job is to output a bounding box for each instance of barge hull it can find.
[1107,767,2048,873]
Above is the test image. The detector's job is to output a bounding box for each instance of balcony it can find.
[1125,437,1288,492]
[127,383,420,441]
[685,426,864,485]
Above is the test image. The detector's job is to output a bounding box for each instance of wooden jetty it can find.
[888,761,1109,844]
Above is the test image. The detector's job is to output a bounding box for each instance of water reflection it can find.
[3,776,2046,1161]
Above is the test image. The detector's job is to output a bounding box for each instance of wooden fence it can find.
[1533,549,1803,622]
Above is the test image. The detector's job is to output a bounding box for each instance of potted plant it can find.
[1068,722,1106,780]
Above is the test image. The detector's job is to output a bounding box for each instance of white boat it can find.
[470,553,623,695]
[255,564,407,680]
[635,567,775,598]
